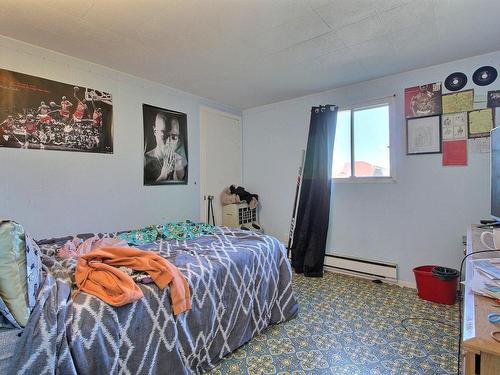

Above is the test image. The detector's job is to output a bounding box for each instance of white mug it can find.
[480,228,500,250]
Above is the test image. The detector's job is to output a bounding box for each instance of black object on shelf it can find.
[478,222,500,229]
[480,219,498,225]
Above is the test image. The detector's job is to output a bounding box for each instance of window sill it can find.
[332,177,396,184]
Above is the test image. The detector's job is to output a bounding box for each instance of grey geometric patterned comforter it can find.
[8,227,298,374]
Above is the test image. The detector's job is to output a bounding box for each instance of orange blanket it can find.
[74,247,191,315]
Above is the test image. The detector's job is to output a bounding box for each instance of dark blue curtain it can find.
[291,105,337,277]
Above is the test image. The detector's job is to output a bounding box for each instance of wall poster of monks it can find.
[0,68,113,153]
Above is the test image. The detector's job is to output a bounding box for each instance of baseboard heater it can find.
[324,253,398,283]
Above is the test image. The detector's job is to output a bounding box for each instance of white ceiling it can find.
[1,0,500,109]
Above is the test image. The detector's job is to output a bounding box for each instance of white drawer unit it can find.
[222,203,257,227]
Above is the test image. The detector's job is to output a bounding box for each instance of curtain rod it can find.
[338,94,397,109]
[311,104,338,111]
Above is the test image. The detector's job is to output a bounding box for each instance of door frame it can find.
[199,106,242,223]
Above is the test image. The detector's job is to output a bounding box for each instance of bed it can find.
[5,226,298,374]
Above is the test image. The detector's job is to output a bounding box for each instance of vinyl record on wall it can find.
[444,72,467,91]
[472,66,497,86]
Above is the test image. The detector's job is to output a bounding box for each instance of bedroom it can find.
[0,0,499,374]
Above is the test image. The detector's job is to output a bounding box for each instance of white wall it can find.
[243,50,500,283]
[0,36,240,238]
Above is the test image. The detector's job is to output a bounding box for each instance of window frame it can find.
[333,97,396,184]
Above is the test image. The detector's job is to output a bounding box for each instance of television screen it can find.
[492,127,500,220]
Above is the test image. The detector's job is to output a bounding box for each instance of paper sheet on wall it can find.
[442,90,474,113]
[442,140,467,166]
[469,137,490,153]
[474,94,488,110]
[442,112,467,140]
[468,108,494,138]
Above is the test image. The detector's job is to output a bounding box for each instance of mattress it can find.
[7,226,298,374]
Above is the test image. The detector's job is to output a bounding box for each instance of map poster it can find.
[442,89,474,114]
[468,108,494,138]
[404,82,442,118]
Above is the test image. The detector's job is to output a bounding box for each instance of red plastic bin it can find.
[413,265,458,305]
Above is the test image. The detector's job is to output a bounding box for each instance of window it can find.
[332,102,392,181]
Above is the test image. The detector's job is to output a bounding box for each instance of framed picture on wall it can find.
[0,67,113,153]
[143,104,188,185]
[407,115,442,155]
[488,90,500,108]
[468,108,494,138]
[404,82,442,118]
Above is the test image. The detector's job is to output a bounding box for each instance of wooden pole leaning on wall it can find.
[206,195,215,225]
[287,149,306,259]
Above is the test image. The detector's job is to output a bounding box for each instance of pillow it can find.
[0,221,42,327]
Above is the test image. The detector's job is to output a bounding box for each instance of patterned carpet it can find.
[206,272,459,375]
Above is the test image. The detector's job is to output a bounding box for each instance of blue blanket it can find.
[9,227,298,374]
